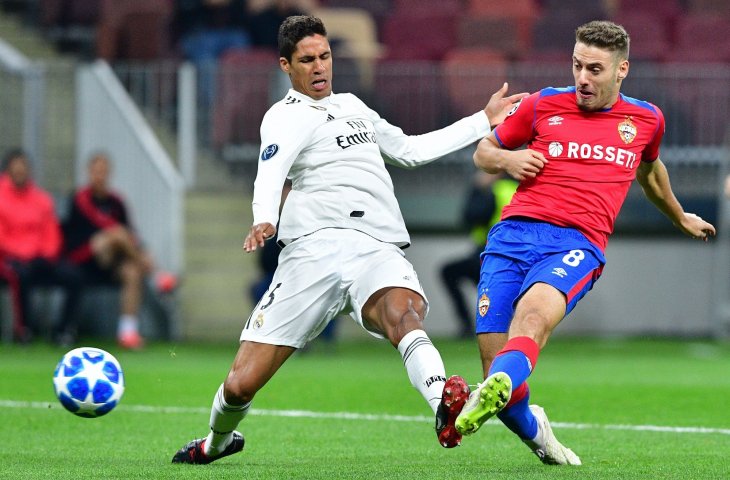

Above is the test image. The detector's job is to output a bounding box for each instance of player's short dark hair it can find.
[278,15,327,61]
[575,20,630,61]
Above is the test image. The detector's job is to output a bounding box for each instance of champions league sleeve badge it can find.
[261,144,279,161]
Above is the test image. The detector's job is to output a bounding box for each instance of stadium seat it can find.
[40,0,101,27]
[611,12,671,62]
[467,0,538,16]
[530,11,584,54]
[311,7,383,89]
[656,60,730,145]
[456,15,529,59]
[392,0,462,15]
[614,0,684,43]
[442,48,508,118]
[318,0,393,31]
[669,13,730,63]
[659,13,730,144]
[95,0,173,61]
[115,10,172,61]
[687,0,730,13]
[311,7,382,60]
[212,48,279,148]
[40,0,102,56]
[373,59,447,134]
[381,11,458,61]
[540,0,608,18]
[512,51,571,94]
[462,0,539,58]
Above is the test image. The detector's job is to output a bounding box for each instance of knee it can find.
[223,373,256,405]
[382,293,427,345]
[512,310,552,347]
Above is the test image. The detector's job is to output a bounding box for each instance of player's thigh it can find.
[346,240,427,338]
[510,282,570,343]
[240,238,347,349]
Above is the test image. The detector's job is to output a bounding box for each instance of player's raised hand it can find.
[244,222,277,252]
[484,82,529,128]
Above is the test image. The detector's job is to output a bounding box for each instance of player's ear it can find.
[617,59,629,81]
[279,57,290,74]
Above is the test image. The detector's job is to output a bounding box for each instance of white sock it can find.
[397,329,447,414]
[204,384,250,456]
[117,314,138,336]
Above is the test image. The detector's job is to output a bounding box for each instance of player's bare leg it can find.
[116,259,145,349]
[477,332,508,378]
[172,341,296,464]
[458,283,580,464]
[362,287,469,447]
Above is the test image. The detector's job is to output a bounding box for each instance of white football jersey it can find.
[252,88,490,247]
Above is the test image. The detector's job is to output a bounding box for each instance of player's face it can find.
[88,156,110,194]
[6,156,30,187]
[280,34,332,100]
[572,42,628,111]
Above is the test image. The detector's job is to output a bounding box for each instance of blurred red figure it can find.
[0,149,83,344]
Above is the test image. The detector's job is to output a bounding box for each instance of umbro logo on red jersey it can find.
[548,116,564,126]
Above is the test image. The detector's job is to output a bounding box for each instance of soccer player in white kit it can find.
[172,15,527,464]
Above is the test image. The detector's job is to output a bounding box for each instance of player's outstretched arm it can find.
[473,136,548,181]
[244,222,277,252]
[636,159,716,241]
[483,82,529,128]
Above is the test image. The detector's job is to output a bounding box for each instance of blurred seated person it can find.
[246,0,317,48]
[175,0,252,107]
[0,149,83,344]
[440,171,517,338]
[63,153,154,350]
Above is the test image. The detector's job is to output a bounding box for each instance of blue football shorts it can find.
[475,218,606,334]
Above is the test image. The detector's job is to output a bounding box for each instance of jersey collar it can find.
[286,88,336,105]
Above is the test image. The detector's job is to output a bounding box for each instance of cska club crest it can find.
[478,293,490,317]
[618,116,637,144]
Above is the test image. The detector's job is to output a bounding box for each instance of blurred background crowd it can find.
[0,0,728,345]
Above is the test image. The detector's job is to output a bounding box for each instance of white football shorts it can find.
[240,228,428,348]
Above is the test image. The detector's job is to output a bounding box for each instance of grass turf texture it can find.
[1,337,729,479]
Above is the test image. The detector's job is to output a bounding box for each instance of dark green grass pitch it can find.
[1,338,729,479]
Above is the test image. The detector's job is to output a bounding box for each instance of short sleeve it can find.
[642,103,665,162]
[493,92,539,150]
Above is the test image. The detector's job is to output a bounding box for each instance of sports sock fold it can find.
[488,336,540,387]
[204,384,250,456]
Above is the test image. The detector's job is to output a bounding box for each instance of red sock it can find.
[497,336,540,372]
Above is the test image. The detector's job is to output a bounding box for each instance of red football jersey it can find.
[494,86,665,251]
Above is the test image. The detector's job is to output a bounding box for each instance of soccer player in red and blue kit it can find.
[452,20,716,465]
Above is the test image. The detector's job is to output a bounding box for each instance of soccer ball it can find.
[53,347,125,418]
